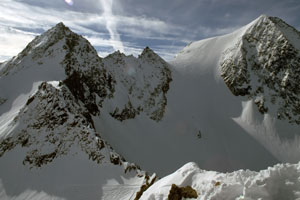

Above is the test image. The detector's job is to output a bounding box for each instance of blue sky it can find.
[0,0,300,62]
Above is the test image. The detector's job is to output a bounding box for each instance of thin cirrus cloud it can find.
[0,0,299,62]
[0,26,37,62]
[99,0,124,52]
[0,0,186,62]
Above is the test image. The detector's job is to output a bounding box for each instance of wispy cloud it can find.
[99,0,124,52]
[0,0,185,62]
[0,26,36,62]
[3,0,297,63]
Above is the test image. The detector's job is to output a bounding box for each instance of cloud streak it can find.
[0,0,185,61]
[0,26,36,62]
[99,0,124,52]
[1,0,299,63]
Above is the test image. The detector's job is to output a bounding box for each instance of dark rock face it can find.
[134,174,157,200]
[110,101,140,121]
[0,82,107,167]
[0,97,6,105]
[56,27,172,124]
[0,22,173,169]
[63,68,115,116]
[0,22,69,76]
[104,47,172,122]
[221,16,300,124]
[167,184,198,200]
[60,23,115,117]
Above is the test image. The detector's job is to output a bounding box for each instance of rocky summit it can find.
[221,15,300,124]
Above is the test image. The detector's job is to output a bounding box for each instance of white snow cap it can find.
[141,161,300,200]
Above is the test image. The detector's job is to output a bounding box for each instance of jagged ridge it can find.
[0,81,130,169]
[103,47,172,122]
[0,22,173,169]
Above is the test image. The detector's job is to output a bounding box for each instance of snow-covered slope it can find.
[95,15,300,177]
[1,15,300,200]
[141,161,300,200]
[170,15,300,168]
[0,22,154,200]
[139,15,300,199]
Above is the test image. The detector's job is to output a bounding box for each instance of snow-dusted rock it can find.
[221,15,300,124]
[141,162,300,200]
[102,47,172,122]
[0,22,162,200]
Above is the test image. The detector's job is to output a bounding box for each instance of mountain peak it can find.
[0,22,99,76]
[141,46,154,55]
[106,50,126,59]
[54,22,66,29]
[10,22,75,62]
[245,15,277,32]
[248,15,300,40]
[41,22,73,41]
[221,15,300,124]
[48,22,73,37]
[139,46,163,61]
[257,14,269,20]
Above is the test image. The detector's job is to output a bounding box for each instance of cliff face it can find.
[0,22,173,200]
[0,21,172,168]
[221,15,300,124]
[102,47,172,122]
